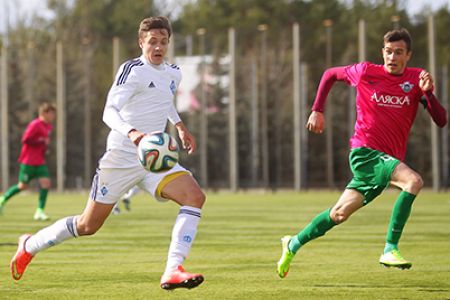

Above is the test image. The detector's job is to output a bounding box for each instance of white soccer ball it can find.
[137,132,179,173]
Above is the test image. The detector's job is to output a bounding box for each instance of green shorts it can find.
[346,147,400,205]
[18,164,50,184]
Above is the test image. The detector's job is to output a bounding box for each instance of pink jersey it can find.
[312,62,447,161]
[343,62,424,160]
[18,118,53,165]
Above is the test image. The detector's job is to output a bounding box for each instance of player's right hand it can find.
[419,70,434,92]
[306,111,325,134]
[128,129,145,146]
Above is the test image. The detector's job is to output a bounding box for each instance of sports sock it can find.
[25,216,78,255]
[164,206,201,274]
[385,191,416,252]
[384,242,398,254]
[38,189,48,210]
[2,184,21,203]
[289,208,337,254]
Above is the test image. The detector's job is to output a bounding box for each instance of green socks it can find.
[285,191,416,255]
[385,191,416,253]
[2,184,21,203]
[38,189,48,210]
[289,208,337,254]
[1,186,49,212]
[384,242,397,254]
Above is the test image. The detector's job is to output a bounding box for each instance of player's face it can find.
[382,40,411,75]
[139,29,169,65]
[42,111,56,123]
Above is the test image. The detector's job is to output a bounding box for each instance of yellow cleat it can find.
[277,235,296,278]
[379,249,412,269]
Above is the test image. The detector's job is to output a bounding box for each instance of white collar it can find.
[140,55,165,70]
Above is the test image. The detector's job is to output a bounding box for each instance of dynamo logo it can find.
[100,186,108,196]
[370,92,410,108]
[170,80,176,95]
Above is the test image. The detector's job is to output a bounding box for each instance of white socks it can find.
[164,206,201,274]
[25,216,78,255]
[22,205,201,274]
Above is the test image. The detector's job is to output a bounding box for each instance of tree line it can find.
[1,0,449,189]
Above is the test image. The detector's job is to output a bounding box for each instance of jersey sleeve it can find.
[168,105,182,125]
[103,63,140,136]
[422,90,448,127]
[311,66,349,112]
[343,62,367,87]
[21,120,44,145]
[168,68,182,125]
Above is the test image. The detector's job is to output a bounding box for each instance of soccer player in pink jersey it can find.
[277,28,447,277]
[0,103,56,221]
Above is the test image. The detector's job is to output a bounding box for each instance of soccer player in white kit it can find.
[10,16,206,290]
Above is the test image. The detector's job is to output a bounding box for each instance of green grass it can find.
[0,190,449,299]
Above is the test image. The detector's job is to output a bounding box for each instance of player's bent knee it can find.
[187,189,206,208]
[330,210,349,224]
[406,174,423,194]
[18,182,28,190]
[41,182,51,189]
[193,190,206,207]
[413,175,423,190]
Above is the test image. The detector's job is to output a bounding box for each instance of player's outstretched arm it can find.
[311,66,348,113]
[419,70,448,127]
[307,66,348,134]
[422,92,448,127]
[175,122,196,154]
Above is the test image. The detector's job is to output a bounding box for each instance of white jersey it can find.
[100,55,182,168]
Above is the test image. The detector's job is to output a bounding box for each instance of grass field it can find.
[0,190,449,299]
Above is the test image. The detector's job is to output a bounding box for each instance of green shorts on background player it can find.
[0,103,56,221]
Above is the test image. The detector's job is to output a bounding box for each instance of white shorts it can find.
[89,163,190,204]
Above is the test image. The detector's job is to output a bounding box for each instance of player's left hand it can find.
[419,70,434,92]
[176,122,196,154]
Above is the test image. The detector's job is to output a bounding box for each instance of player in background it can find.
[10,16,206,290]
[0,102,56,221]
[277,28,447,278]
[112,185,139,215]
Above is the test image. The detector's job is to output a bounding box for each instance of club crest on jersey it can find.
[399,81,414,93]
[100,185,108,196]
[170,80,176,95]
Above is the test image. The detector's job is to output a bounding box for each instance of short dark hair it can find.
[138,16,172,39]
[383,28,412,52]
[38,102,56,115]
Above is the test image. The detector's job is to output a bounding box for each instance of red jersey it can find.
[345,62,424,160]
[18,118,53,166]
[312,62,447,161]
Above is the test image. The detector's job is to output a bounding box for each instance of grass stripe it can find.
[0,190,449,299]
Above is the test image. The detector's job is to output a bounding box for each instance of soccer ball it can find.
[137,132,179,173]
